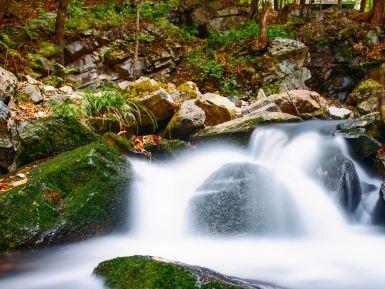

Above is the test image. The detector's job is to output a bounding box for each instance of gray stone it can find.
[0,67,17,104]
[0,101,10,124]
[18,84,44,104]
[65,40,97,62]
[165,100,205,139]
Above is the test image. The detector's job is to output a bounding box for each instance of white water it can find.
[1,122,385,289]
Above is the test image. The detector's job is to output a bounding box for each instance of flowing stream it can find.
[1,121,385,289]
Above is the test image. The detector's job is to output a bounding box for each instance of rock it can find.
[0,67,18,104]
[0,101,10,124]
[17,84,44,104]
[58,86,73,94]
[0,128,14,173]
[190,163,296,235]
[0,142,132,251]
[372,181,385,225]
[144,139,190,160]
[165,100,205,139]
[335,112,382,159]
[196,93,239,126]
[64,40,97,62]
[176,81,201,102]
[315,147,361,214]
[242,98,281,115]
[25,75,39,85]
[328,106,353,119]
[114,58,145,78]
[129,79,177,131]
[12,117,98,168]
[346,79,385,115]
[193,111,300,144]
[94,256,277,289]
[268,90,328,119]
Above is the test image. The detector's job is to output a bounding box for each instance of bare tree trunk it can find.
[360,0,367,12]
[338,0,342,7]
[252,1,271,52]
[371,0,385,28]
[300,0,306,16]
[131,0,140,79]
[0,0,11,27]
[55,0,69,65]
[250,0,259,21]
[274,0,279,10]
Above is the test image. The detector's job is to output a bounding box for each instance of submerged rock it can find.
[0,142,132,251]
[193,111,300,144]
[190,163,297,235]
[94,255,277,289]
[315,147,362,214]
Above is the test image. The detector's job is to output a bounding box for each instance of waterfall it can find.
[1,122,385,289]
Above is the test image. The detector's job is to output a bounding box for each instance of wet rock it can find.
[268,90,328,119]
[0,67,17,104]
[346,79,385,115]
[12,117,98,168]
[335,112,382,159]
[0,142,132,251]
[195,93,239,126]
[144,139,190,160]
[315,147,362,214]
[16,84,44,104]
[372,181,385,225]
[165,100,205,139]
[193,111,300,144]
[95,255,277,289]
[190,163,296,235]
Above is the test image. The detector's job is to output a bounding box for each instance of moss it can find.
[94,256,245,289]
[0,142,131,251]
[129,80,161,98]
[103,132,136,153]
[14,117,98,168]
[144,139,190,159]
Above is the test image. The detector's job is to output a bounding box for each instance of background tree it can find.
[360,0,367,12]
[252,1,271,51]
[0,0,12,27]
[55,0,69,65]
[371,0,385,28]
[131,0,141,79]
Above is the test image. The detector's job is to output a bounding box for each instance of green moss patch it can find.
[0,142,132,251]
[94,256,247,289]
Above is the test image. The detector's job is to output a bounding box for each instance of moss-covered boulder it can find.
[144,139,190,160]
[347,79,385,115]
[94,256,273,289]
[12,117,98,168]
[193,111,301,144]
[0,142,132,251]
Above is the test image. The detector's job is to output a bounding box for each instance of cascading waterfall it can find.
[1,122,385,289]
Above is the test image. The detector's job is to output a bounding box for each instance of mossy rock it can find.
[94,256,269,289]
[144,139,190,160]
[13,117,98,168]
[0,142,132,251]
[193,111,301,145]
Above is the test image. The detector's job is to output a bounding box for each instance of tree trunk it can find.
[300,0,306,16]
[0,0,11,27]
[274,0,279,10]
[250,0,259,21]
[338,0,342,7]
[252,1,271,52]
[360,0,367,12]
[55,0,69,65]
[371,0,385,28]
[131,0,141,79]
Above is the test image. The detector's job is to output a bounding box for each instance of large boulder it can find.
[335,112,382,159]
[0,142,132,251]
[372,181,385,225]
[0,67,18,104]
[190,163,296,235]
[315,147,362,215]
[193,111,300,144]
[95,256,276,289]
[11,117,98,168]
[16,83,44,104]
[346,79,385,115]
[165,100,206,139]
[195,93,239,126]
[267,90,328,119]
